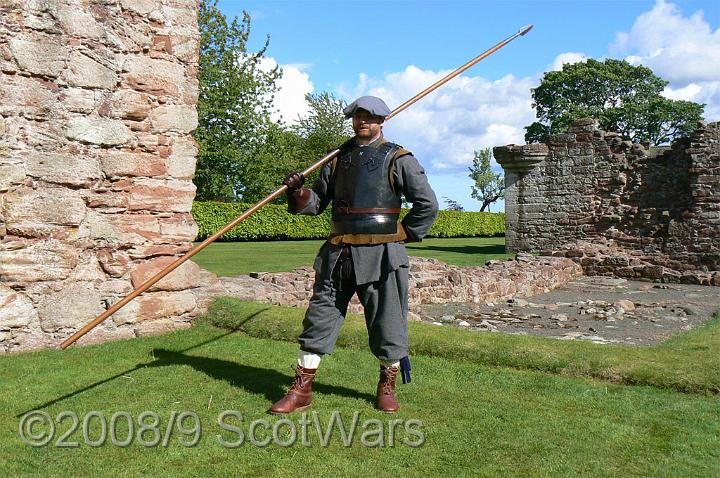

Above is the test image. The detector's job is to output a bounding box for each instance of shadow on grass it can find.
[407,244,507,255]
[15,329,239,418]
[17,307,374,416]
[17,309,265,417]
[148,348,374,404]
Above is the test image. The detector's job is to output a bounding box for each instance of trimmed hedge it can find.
[192,201,505,241]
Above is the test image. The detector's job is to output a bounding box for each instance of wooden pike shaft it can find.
[60,24,533,349]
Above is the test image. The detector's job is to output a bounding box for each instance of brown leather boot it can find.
[269,366,317,414]
[376,366,400,413]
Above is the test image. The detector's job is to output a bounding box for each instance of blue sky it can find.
[217,0,720,211]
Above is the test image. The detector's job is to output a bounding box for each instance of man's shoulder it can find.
[394,146,413,159]
[379,138,413,159]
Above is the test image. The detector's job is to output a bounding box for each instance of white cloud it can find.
[611,0,720,122]
[344,65,537,172]
[258,57,315,125]
[662,83,703,101]
[611,0,720,84]
[550,52,589,71]
[663,81,720,121]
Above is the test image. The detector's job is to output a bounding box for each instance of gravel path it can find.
[415,276,720,346]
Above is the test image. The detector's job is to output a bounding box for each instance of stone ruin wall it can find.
[495,119,720,285]
[0,0,222,353]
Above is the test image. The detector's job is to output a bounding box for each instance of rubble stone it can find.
[216,255,582,314]
[0,285,38,328]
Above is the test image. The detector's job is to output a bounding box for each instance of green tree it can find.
[525,59,704,145]
[468,148,504,212]
[239,92,354,203]
[194,0,280,201]
[292,92,354,161]
[238,125,305,203]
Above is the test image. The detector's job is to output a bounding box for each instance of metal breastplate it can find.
[331,141,402,235]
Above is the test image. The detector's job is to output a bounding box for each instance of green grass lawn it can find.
[191,237,512,276]
[2,322,719,477]
[1,301,718,477]
[201,299,720,396]
[3,237,718,476]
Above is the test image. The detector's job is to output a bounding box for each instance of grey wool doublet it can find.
[291,135,438,360]
[296,136,439,285]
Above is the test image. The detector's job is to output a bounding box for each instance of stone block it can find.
[9,37,68,77]
[56,8,106,41]
[110,89,152,120]
[26,151,102,186]
[150,34,173,57]
[120,0,157,15]
[79,211,161,245]
[642,265,665,280]
[98,279,134,300]
[130,256,204,291]
[66,254,105,286]
[0,160,25,192]
[164,0,198,8]
[136,290,196,321]
[181,76,199,105]
[161,5,198,28]
[82,191,128,210]
[38,282,105,332]
[103,18,152,53]
[0,239,78,282]
[110,300,140,325]
[20,0,62,33]
[124,178,195,212]
[0,285,38,328]
[123,57,185,97]
[97,249,132,277]
[158,213,198,242]
[166,136,198,179]
[66,115,132,146]
[127,242,193,259]
[63,51,118,89]
[149,105,198,133]
[101,151,166,178]
[0,75,57,119]
[62,87,100,113]
[3,186,87,236]
[171,34,199,63]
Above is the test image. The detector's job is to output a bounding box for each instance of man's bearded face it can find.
[352,109,384,140]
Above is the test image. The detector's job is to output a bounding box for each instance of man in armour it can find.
[270,95,438,414]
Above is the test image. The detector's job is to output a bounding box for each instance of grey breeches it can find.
[299,246,409,361]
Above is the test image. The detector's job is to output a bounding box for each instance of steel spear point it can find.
[519,24,534,36]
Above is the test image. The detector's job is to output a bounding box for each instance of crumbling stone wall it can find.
[495,119,720,284]
[220,255,583,313]
[0,0,216,353]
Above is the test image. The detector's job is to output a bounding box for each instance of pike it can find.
[60,24,534,349]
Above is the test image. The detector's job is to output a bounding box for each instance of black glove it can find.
[283,172,305,192]
[283,172,310,212]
